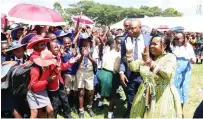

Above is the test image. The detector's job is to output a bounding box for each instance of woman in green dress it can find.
[125,35,182,118]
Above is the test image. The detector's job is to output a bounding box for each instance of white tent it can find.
[110,18,126,29]
[110,16,203,32]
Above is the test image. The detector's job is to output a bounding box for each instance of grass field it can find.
[184,64,203,118]
[59,64,203,118]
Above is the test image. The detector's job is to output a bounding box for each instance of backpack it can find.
[8,62,42,96]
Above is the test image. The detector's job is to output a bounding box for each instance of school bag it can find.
[8,62,43,96]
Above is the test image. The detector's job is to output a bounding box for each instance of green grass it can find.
[58,64,203,118]
[184,64,203,118]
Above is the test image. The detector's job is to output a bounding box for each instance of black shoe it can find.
[66,113,73,119]
[123,111,129,118]
[72,105,79,114]
[79,112,84,119]
[87,108,95,117]
[98,105,104,110]
[123,99,127,104]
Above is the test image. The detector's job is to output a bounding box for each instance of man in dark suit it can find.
[119,20,152,118]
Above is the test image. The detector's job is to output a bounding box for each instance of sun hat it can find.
[33,50,56,67]
[79,33,91,40]
[54,30,72,38]
[21,33,37,44]
[6,41,26,55]
[9,23,22,30]
[27,35,50,49]
[11,27,24,39]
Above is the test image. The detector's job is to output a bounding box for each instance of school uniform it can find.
[76,54,95,90]
[98,50,121,97]
[29,51,41,62]
[4,54,30,117]
[27,66,51,109]
[61,49,79,92]
[47,55,73,118]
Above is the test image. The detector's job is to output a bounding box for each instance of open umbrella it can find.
[156,25,169,31]
[171,26,184,31]
[7,3,65,26]
[1,14,14,25]
[71,15,94,25]
[1,13,7,25]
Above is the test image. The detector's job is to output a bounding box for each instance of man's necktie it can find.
[16,60,21,65]
[134,38,139,60]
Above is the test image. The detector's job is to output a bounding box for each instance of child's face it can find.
[35,41,46,52]
[48,33,57,42]
[16,30,23,39]
[63,38,72,50]
[82,39,90,47]
[1,44,8,54]
[50,42,59,56]
[13,47,25,59]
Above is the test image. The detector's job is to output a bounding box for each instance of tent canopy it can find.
[110,16,203,32]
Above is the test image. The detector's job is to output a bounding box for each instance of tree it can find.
[150,6,162,16]
[162,8,182,17]
[53,2,71,23]
[53,1,183,26]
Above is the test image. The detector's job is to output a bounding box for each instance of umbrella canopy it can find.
[156,25,169,31]
[171,26,184,31]
[1,13,7,25]
[72,15,94,25]
[7,3,65,26]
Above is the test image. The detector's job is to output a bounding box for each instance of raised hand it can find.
[142,46,150,63]
[125,37,134,54]
[60,45,65,56]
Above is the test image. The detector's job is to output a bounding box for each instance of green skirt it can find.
[98,69,120,97]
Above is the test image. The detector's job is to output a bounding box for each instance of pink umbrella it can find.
[1,13,7,25]
[72,15,94,25]
[7,3,65,26]
[1,13,14,25]
[156,25,169,31]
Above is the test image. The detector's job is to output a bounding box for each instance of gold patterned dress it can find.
[128,52,182,118]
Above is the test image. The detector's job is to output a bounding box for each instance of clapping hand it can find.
[82,47,90,57]
[47,76,56,82]
[69,57,77,64]
[72,48,78,57]
[60,46,65,57]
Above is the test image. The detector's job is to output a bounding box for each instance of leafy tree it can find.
[53,2,71,23]
[162,8,182,17]
[53,1,183,26]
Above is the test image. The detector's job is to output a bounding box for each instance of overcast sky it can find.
[1,0,203,16]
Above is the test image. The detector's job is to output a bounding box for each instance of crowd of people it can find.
[1,16,203,119]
